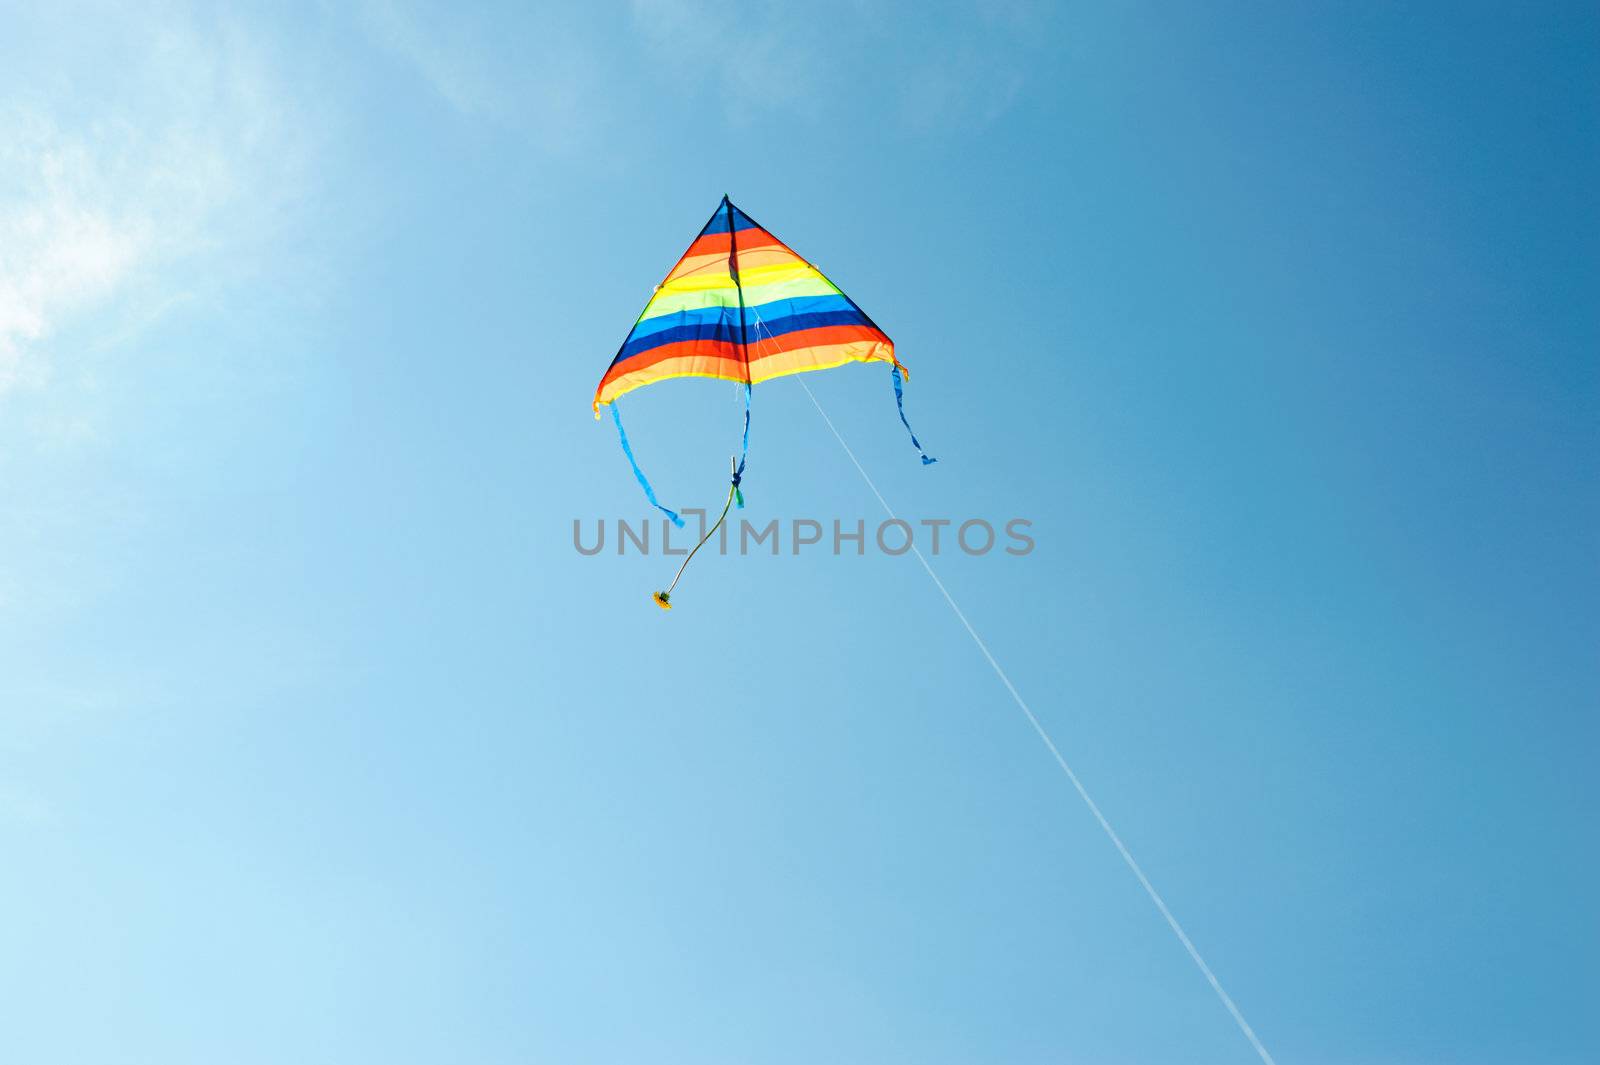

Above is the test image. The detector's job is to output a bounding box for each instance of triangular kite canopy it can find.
[592,195,936,598]
[593,196,905,411]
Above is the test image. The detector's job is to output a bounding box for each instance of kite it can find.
[594,195,934,608]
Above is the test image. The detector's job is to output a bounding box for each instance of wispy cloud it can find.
[0,7,315,392]
[0,109,149,388]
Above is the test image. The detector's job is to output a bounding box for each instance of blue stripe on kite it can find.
[745,293,858,324]
[618,306,873,362]
[628,306,735,342]
[700,205,758,235]
[631,294,856,338]
[752,308,872,340]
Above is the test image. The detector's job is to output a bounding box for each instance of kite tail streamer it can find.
[891,363,938,465]
[610,402,684,528]
[734,381,750,508]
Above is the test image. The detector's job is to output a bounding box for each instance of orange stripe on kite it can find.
[749,323,889,358]
[601,337,742,383]
[680,226,785,262]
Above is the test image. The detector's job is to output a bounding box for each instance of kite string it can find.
[793,375,1278,1065]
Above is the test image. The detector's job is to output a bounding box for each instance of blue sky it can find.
[2,2,1595,1063]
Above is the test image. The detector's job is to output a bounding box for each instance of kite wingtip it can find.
[652,591,672,610]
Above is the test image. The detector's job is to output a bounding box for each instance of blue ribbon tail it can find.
[733,381,751,508]
[610,402,684,527]
[891,364,937,465]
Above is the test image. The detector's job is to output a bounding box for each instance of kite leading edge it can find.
[594,195,934,608]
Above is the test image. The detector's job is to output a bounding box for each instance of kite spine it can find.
[726,196,752,498]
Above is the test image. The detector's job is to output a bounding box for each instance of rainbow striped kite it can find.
[595,195,934,608]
